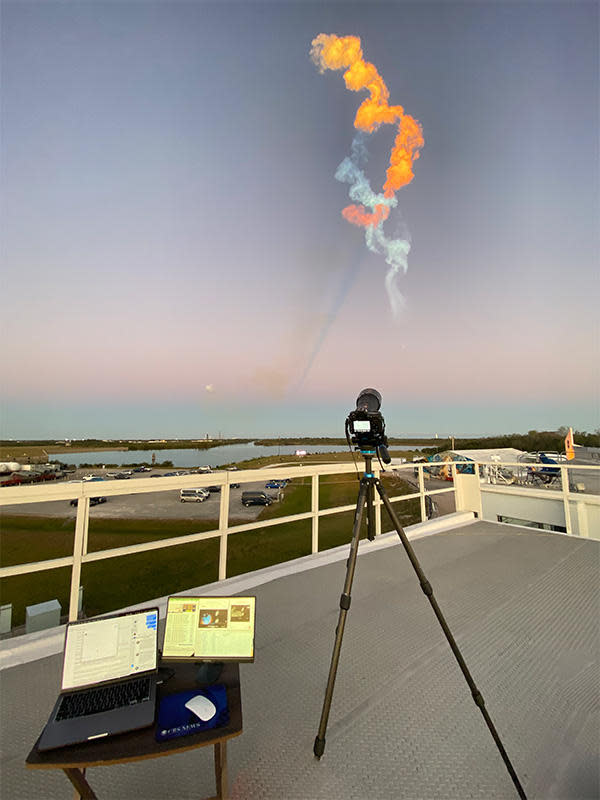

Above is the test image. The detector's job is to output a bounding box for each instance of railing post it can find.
[69,497,89,621]
[218,484,230,581]
[311,473,319,553]
[474,462,483,518]
[418,465,426,521]
[560,465,573,535]
[451,462,457,495]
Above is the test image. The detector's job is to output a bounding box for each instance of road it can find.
[400,475,457,518]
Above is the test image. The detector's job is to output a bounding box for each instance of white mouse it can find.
[185,694,217,721]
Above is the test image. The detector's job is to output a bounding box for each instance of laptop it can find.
[37,607,159,751]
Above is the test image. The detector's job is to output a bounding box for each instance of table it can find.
[26,661,243,800]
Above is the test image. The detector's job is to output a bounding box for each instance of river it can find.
[48,442,426,468]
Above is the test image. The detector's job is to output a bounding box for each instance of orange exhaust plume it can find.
[311,33,424,318]
[341,202,390,228]
[311,33,424,211]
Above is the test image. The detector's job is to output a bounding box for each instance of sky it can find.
[1,0,598,439]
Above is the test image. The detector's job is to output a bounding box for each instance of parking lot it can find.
[2,469,288,522]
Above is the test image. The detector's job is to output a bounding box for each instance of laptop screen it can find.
[61,608,158,691]
[162,596,255,662]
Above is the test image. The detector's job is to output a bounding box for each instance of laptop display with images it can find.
[61,607,158,690]
[162,596,255,662]
[37,607,159,751]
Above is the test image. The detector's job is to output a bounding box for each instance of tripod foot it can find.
[313,736,326,759]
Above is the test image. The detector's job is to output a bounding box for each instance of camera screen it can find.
[353,420,371,432]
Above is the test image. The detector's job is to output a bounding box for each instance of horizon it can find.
[3,423,597,444]
[2,2,598,440]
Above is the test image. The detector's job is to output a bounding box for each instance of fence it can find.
[1,460,597,626]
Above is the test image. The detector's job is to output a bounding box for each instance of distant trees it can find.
[430,429,599,454]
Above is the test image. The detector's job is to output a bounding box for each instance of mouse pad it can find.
[155,684,229,742]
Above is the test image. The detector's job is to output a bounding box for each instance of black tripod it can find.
[313,450,527,800]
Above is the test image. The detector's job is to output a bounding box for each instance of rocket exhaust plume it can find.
[311,33,424,315]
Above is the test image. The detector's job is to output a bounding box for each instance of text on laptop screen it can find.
[163,596,255,661]
[62,610,158,691]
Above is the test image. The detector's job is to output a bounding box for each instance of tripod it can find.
[313,450,527,800]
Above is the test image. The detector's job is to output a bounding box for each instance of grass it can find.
[0,470,420,628]
[0,445,51,462]
[229,449,422,471]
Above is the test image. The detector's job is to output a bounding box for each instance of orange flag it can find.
[564,427,576,461]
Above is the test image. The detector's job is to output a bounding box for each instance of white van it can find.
[180,488,210,503]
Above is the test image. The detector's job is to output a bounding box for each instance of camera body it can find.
[346,409,387,451]
[346,388,390,463]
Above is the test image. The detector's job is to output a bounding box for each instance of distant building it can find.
[450,448,525,464]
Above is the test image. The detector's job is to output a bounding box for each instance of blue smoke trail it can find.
[335,133,412,316]
[295,133,413,389]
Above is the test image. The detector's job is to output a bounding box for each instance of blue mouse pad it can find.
[155,684,229,742]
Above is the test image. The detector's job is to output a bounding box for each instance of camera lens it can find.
[355,388,382,413]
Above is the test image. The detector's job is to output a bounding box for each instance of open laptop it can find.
[37,607,159,751]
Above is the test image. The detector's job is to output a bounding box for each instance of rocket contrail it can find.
[310,33,424,316]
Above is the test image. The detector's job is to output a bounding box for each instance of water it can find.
[48,442,425,468]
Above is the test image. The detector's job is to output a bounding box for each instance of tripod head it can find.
[345,388,391,464]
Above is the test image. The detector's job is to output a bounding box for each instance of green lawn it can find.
[0,472,420,628]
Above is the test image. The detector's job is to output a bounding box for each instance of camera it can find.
[345,388,391,463]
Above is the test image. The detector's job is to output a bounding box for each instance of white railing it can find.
[1,460,597,624]
[474,460,599,539]
[0,462,433,622]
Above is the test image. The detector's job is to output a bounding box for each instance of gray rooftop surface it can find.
[1,519,598,799]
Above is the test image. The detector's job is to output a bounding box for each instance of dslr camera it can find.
[345,388,391,464]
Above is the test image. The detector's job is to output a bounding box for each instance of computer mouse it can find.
[185,694,217,721]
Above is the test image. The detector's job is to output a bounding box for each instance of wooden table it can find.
[26,661,242,800]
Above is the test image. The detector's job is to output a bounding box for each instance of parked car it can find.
[1,474,24,486]
[180,488,210,503]
[230,482,241,489]
[265,480,285,489]
[70,497,107,507]
[207,485,221,493]
[241,491,273,507]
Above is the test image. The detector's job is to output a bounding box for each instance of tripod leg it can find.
[314,479,369,759]
[365,480,376,541]
[374,481,527,800]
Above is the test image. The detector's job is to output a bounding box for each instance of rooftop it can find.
[1,516,598,799]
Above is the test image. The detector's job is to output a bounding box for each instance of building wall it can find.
[480,488,600,540]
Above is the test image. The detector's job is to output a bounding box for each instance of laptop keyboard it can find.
[56,677,151,721]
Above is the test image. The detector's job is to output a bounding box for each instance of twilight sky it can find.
[1,0,598,439]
